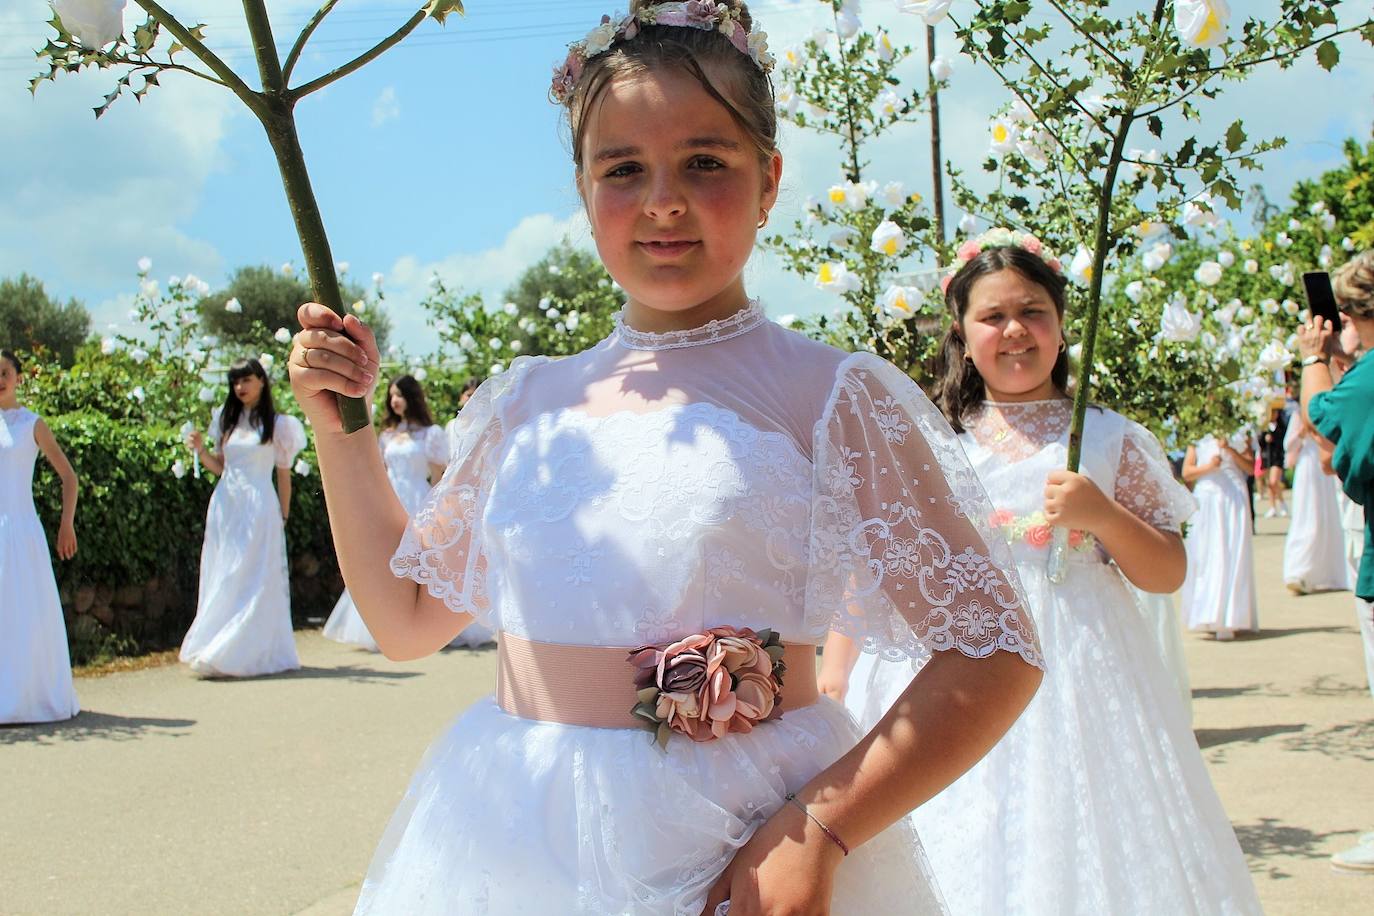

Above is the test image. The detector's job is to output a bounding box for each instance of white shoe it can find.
[1263,507,1277,518]
[1332,840,1374,873]
[1215,629,1236,642]
[1278,506,1290,517]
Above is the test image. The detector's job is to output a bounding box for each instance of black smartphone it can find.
[1302,271,1343,327]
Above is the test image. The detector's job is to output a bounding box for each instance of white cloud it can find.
[371,86,399,128]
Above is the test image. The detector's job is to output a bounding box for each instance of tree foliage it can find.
[197,264,389,352]
[0,274,91,366]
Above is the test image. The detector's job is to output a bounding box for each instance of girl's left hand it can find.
[1043,470,1111,533]
[57,521,77,560]
[701,801,842,915]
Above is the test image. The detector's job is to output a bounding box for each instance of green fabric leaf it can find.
[1316,41,1339,72]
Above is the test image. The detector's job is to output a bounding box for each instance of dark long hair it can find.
[383,374,435,429]
[220,357,276,444]
[935,246,1071,433]
[0,349,20,374]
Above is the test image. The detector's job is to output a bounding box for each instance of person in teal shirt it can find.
[1299,249,1374,874]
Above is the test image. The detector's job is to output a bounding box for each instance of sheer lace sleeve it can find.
[809,352,1042,668]
[1113,419,1196,533]
[272,415,307,468]
[390,357,549,620]
[423,423,450,467]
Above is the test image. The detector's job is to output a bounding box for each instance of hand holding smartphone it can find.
[1302,271,1343,328]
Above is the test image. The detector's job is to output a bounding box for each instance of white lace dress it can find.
[844,401,1260,916]
[179,409,307,677]
[323,423,449,651]
[0,407,79,723]
[1281,422,1350,593]
[355,302,1044,915]
[1182,434,1257,633]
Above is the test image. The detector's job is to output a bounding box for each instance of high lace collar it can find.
[613,299,766,351]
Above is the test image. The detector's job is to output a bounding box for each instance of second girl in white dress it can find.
[1282,416,1350,593]
[1182,432,1258,638]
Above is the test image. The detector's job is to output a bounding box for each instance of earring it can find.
[964,352,974,363]
[757,210,770,229]
[1059,338,1067,353]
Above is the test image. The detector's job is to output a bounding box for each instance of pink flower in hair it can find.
[684,0,721,27]
[956,239,982,261]
[940,274,954,294]
[1021,235,1043,255]
[1047,257,1063,273]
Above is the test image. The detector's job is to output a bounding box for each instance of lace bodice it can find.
[380,423,448,514]
[960,400,1195,561]
[0,407,40,509]
[393,310,1043,670]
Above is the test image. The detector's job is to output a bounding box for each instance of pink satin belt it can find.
[496,633,820,730]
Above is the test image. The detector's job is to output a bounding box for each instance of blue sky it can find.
[2,1,1372,355]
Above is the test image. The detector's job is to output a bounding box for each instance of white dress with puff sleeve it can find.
[355,302,1044,915]
[1183,434,1257,633]
[179,408,307,677]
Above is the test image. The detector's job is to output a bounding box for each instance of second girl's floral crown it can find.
[941,227,1064,293]
[550,2,775,105]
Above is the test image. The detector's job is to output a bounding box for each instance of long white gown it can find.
[1281,423,1350,592]
[0,407,79,723]
[1183,434,1257,633]
[1132,586,1192,721]
[845,402,1260,916]
[179,408,307,677]
[323,422,450,651]
[355,302,1045,914]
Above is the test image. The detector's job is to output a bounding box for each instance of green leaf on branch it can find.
[133,19,159,55]
[1003,1,1030,23]
[1315,40,1339,72]
[425,0,466,24]
[1147,115,1162,138]
[1224,120,1246,153]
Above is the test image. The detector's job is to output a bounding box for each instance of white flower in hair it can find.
[747,30,774,69]
[871,220,906,257]
[584,17,619,56]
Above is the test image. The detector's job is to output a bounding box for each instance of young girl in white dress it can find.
[286,3,1046,912]
[821,238,1261,916]
[1182,430,1258,638]
[182,358,307,677]
[0,349,80,724]
[1282,415,1350,594]
[323,374,448,651]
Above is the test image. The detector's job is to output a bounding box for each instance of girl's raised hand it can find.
[288,303,379,434]
[1043,469,1111,533]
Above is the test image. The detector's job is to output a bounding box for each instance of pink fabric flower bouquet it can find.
[628,626,787,749]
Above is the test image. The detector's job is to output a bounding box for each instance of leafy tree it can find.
[196,264,390,352]
[0,274,91,365]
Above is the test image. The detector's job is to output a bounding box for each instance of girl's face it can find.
[960,268,1063,402]
[389,385,409,419]
[0,358,19,404]
[233,372,264,408]
[580,66,781,316]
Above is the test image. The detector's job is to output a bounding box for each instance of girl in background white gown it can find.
[323,375,449,651]
[1282,416,1350,593]
[0,349,80,724]
[825,241,1259,916]
[182,358,307,677]
[1182,433,1258,638]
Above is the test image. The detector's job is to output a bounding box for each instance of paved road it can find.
[2,517,1370,914]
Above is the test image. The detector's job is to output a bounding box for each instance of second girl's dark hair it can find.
[1,349,21,374]
[383,374,435,429]
[221,357,276,444]
[935,246,1070,433]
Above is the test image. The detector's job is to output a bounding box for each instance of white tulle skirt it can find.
[0,509,79,724]
[1182,479,1257,633]
[355,696,946,915]
[322,589,379,652]
[848,559,1260,916]
[1282,451,1350,592]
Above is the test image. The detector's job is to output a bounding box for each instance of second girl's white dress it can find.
[845,402,1260,916]
[0,407,79,724]
[1183,434,1258,633]
[1282,422,1350,593]
[179,408,307,677]
[353,303,1044,914]
[323,422,451,651]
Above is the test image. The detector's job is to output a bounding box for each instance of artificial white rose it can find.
[958,213,978,235]
[929,56,953,81]
[128,385,145,402]
[1342,237,1355,252]
[879,285,920,321]
[294,459,313,477]
[870,220,906,257]
[274,327,292,344]
[1160,298,1202,342]
[489,362,505,376]
[1124,280,1146,304]
[1320,212,1337,232]
[336,260,350,274]
[458,333,476,351]
[1175,0,1230,48]
[171,459,187,480]
[198,386,217,403]
[1256,340,1290,372]
[1194,260,1224,287]
[51,0,125,49]
[503,301,519,316]
[1274,231,1293,249]
[1068,246,1094,286]
[1218,250,1236,267]
[815,262,861,294]
[1319,245,1333,268]
[989,118,1018,157]
[896,0,952,25]
[881,181,908,209]
[129,347,149,364]
[489,338,504,351]
[137,256,152,273]
[583,20,618,56]
[1142,241,1173,272]
[1244,259,1259,274]
[413,366,428,381]
[225,297,243,314]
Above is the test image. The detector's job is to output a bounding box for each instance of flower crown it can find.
[550,2,775,105]
[941,227,1063,293]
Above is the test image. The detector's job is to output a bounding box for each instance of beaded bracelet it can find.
[784,792,849,856]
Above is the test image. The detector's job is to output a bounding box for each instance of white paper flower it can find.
[51,0,125,49]
[1244,258,1259,274]
[896,0,951,25]
[1282,299,1300,316]
[225,297,242,314]
[458,332,476,351]
[198,386,217,403]
[1124,280,1146,304]
[100,336,117,355]
[989,118,1018,157]
[503,301,519,316]
[876,88,901,117]
[1160,297,1202,342]
[1217,250,1236,267]
[1260,298,1280,315]
[876,31,894,62]
[137,256,152,273]
[1320,212,1337,232]
[336,260,350,274]
[1319,244,1333,269]
[128,385,145,402]
[829,227,860,249]
[413,366,428,381]
[1182,196,1222,228]
[489,337,503,351]
[274,327,292,344]
[1175,0,1230,48]
[878,285,921,321]
[1257,340,1290,372]
[171,459,187,480]
[1194,260,1224,287]
[1274,231,1293,249]
[1342,236,1355,252]
[566,311,581,330]
[258,353,275,371]
[1142,241,1173,273]
[1068,246,1094,286]
[815,262,861,294]
[871,220,906,257]
[584,19,618,56]
[929,56,953,81]
[958,213,978,235]
[881,181,909,209]
[836,8,860,38]
[489,362,505,376]
[293,458,312,477]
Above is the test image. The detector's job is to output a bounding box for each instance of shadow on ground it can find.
[1234,817,1363,881]
[0,711,196,746]
[1244,626,1352,642]
[1196,723,1307,750]
[1282,719,1374,763]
